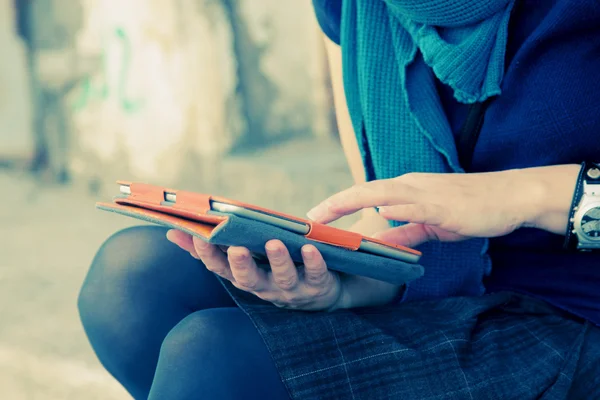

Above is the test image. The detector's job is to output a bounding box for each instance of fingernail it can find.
[307,204,327,221]
[301,246,315,260]
[378,207,387,214]
[165,230,176,242]
[265,241,281,254]
[228,247,248,261]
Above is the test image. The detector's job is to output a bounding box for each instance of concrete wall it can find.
[0,0,334,186]
[0,1,34,161]
[229,0,331,146]
[66,0,243,183]
[2,0,334,186]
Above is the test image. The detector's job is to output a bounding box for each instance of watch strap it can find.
[564,161,600,250]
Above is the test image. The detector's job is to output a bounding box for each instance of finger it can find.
[228,247,268,292]
[166,229,200,259]
[193,236,234,280]
[307,180,419,224]
[265,240,299,291]
[373,224,432,248]
[378,203,445,226]
[301,245,329,287]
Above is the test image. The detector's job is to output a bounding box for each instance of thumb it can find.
[372,224,432,248]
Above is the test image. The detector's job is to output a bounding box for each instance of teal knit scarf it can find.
[340,0,515,300]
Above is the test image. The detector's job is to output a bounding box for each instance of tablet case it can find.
[96,182,425,285]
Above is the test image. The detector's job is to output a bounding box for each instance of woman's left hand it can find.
[166,230,344,311]
[307,166,580,247]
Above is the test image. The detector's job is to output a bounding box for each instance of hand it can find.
[166,230,344,311]
[307,166,580,248]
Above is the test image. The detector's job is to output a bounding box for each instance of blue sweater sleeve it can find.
[312,0,343,45]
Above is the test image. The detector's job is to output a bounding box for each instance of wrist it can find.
[330,273,402,310]
[328,277,352,311]
[518,164,581,235]
[324,211,399,311]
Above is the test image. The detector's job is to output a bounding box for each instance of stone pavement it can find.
[0,139,356,399]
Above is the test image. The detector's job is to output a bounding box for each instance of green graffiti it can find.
[72,26,144,113]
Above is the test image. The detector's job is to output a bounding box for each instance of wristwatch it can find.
[565,162,600,251]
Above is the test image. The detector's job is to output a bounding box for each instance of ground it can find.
[0,138,356,399]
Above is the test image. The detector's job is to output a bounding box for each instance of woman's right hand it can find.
[165,230,345,311]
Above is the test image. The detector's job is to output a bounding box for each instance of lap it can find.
[225,285,600,400]
[81,227,600,399]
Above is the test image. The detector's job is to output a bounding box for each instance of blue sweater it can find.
[313,0,600,325]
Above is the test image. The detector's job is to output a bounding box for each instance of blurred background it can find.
[0,0,355,398]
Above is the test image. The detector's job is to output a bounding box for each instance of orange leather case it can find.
[98,181,421,256]
[96,182,426,285]
[109,181,421,257]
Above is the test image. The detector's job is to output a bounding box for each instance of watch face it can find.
[581,206,600,238]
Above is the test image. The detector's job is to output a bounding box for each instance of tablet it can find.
[119,184,421,264]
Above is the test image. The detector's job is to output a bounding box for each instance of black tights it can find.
[77,226,290,400]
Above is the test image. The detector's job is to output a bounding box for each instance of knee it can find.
[77,225,171,331]
[150,309,288,400]
[157,308,262,374]
[159,309,237,363]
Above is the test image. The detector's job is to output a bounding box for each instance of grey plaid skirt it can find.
[222,283,600,400]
